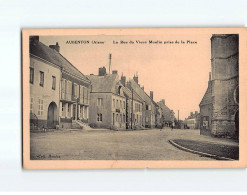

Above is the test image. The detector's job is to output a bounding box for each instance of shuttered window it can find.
[52,76,56,90]
[38,99,44,116]
[30,67,34,84]
[39,71,44,87]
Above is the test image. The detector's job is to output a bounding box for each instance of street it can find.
[30,128,229,160]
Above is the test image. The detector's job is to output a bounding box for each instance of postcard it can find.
[22,28,247,169]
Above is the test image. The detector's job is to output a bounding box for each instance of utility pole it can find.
[109,53,112,74]
[131,88,134,129]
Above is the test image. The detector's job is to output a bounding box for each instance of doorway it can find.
[47,102,58,129]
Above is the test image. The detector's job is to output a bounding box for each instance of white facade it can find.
[30,55,61,129]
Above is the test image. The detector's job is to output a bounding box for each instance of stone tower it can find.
[210,34,239,138]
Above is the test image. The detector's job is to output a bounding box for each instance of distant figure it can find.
[171,122,175,130]
[160,123,164,131]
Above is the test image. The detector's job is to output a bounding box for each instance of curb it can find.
[168,139,235,161]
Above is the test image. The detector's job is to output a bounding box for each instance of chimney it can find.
[133,73,138,84]
[112,70,118,74]
[161,99,165,105]
[190,112,193,116]
[209,72,211,81]
[29,36,39,46]
[195,111,198,115]
[99,66,106,76]
[121,75,126,86]
[49,42,60,52]
[109,53,112,74]
[150,91,153,100]
[141,86,144,90]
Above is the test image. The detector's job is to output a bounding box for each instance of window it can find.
[30,67,34,84]
[113,99,115,107]
[68,104,70,113]
[30,97,33,113]
[97,113,102,122]
[52,76,56,90]
[61,79,65,99]
[120,114,122,122]
[123,101,125,109]
[117,100,119,108]
[123,114,125,122]
[118,86,121,94]
[62,103,65,117]
[113,113,115,125]
[74,83,79,98]
[67,80,72,101]
[120,100,122,108]
[97,98,103,106]
[82,86,85,103]
[38,99,44,116]
[39,71,44,87]
[116,114,118,122]
[86,88,89,104]
[146,105,149,110]
[84,106,88,119]
[62,103,64,111]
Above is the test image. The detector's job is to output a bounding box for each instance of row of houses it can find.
[29,36,175,130]
[184,111,200,129]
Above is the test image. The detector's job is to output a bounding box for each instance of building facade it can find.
[29,36,91,130]
[121,75,144,129]
[184,111,200,129]
[60,70,91,129]
[157,99,175,127]
[199,34,239,139]
[126,76,156,128]
[87,70,126,130]
[29,36,61,129]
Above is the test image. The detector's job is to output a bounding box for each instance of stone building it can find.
[157,99,175,127]
[121,75,144,129]
[199,34,239,139]
[87,70,126,130]
[29,36,61,129]
[126,76,156,128]
[184,111,200,129]
[29,36,91,130]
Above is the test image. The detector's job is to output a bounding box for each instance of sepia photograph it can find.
[22,28,246,169]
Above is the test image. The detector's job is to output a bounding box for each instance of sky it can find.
[40,33,211,120]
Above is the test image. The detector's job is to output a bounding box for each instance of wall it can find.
[126,98,143,129]
[111,94,126,129]
[211,79,239,137]
[210,34,239,138]
[59,72,90,128]
[30,56,60,129]
[89,93,113,129]
[129,81,156,128]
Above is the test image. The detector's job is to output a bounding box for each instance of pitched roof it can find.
[87,74,121,93]
[157,100,175,121]
[199,81,212,106]
[122,85,144,103]
[30,40,90,83]
[129,79,158,107]
[157,101,172,112]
